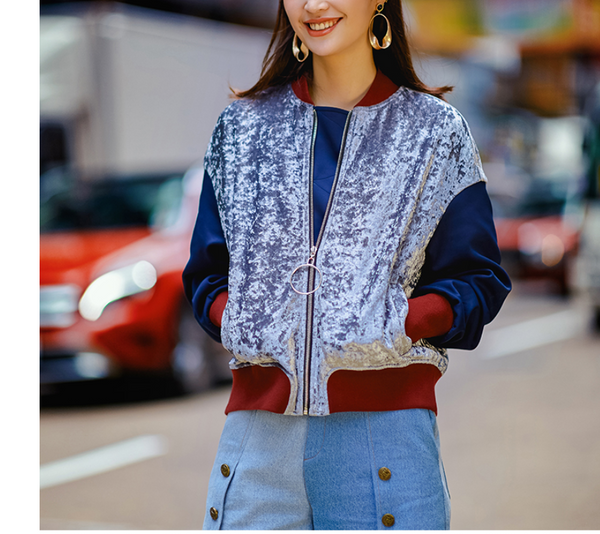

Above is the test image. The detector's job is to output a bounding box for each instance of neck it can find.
[309,42,377,111]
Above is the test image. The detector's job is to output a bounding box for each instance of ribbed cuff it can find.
[209,291,229,328]
[405,293,454,343]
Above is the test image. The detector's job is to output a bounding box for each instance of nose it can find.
[304,1,330,14]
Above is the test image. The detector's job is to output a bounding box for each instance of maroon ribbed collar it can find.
[291,69,399,107]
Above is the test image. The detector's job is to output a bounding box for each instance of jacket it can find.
[183,73,511,416]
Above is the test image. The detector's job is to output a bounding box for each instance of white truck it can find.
[40,2,272,179]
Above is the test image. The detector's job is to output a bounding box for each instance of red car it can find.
[490,177,581,295]
[40,165,231,393]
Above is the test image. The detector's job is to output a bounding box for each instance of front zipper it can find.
[302,108,353,415]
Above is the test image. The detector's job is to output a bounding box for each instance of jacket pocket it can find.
[385,284,412,354]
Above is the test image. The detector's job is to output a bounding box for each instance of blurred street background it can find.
[39,0,600,529]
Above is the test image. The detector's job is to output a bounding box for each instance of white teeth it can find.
[309,20,337,31]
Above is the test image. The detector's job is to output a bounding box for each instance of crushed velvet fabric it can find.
[204,84,486,415]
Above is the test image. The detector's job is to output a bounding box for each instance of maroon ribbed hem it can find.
[224,364,441,416]
[327,365,442,415]
[225,366,291,415]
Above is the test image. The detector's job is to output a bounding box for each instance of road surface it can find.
[40,283,600,529]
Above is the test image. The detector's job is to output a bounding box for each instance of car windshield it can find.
[490,177,572,219]
[40,169,184,233]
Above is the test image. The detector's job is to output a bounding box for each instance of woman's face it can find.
[284,0,382,60]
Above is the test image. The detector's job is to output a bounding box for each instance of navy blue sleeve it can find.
[412,181,512,349]
[182,170,229,342]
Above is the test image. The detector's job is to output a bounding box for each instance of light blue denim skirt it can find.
[203,409,450,530]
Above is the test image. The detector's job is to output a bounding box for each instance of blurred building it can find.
[405,0,600,117]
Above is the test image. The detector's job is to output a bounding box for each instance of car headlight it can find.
[540,234,565,267]
[517,222,542,256]
[78,261,157,321]
[517,223,565,267]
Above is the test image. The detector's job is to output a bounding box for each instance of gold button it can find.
[382,513,395,527]
[210,507,219,521]
[378,467,391,481]
[221,464,231,477]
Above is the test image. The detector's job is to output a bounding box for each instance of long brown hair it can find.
[234,0,452,100]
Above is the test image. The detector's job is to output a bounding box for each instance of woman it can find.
[183,0,511,529]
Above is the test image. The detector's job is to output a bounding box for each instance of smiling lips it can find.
[305,18,341,36]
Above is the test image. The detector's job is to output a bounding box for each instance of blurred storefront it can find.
[405,0,600,117]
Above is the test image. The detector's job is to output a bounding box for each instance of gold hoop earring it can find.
[292,33,309,62]
[369,3,392,50]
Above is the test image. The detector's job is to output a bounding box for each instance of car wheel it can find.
[594,306,600,333]
[557,275,570,297]
[170,302,214,395]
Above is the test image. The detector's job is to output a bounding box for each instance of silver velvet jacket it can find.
[204,83,486,416]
